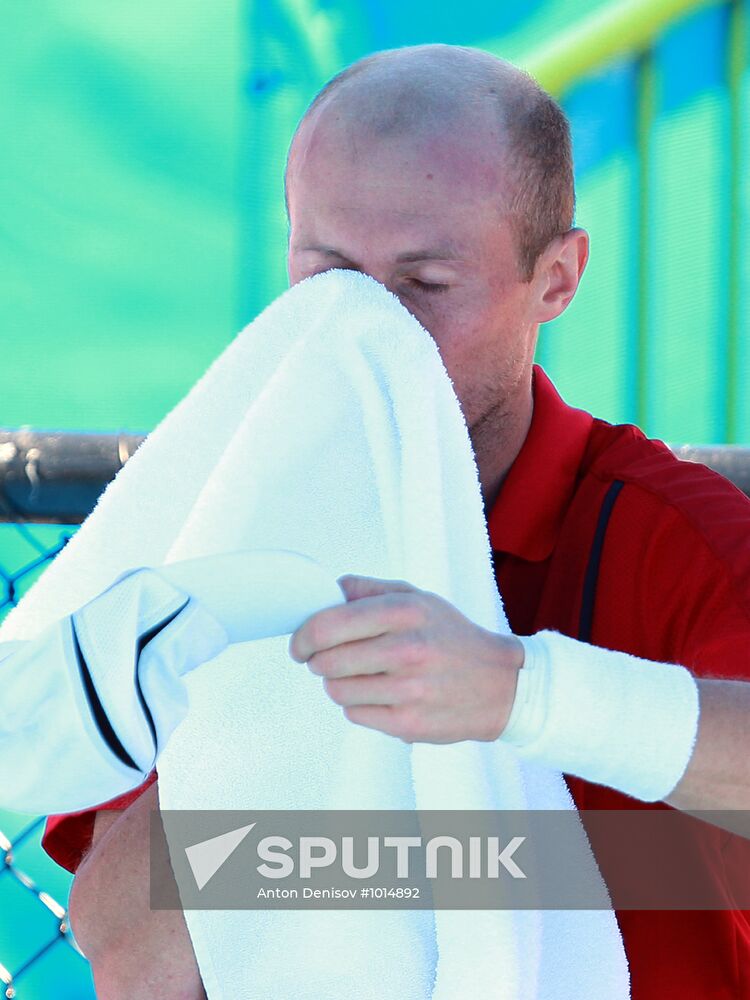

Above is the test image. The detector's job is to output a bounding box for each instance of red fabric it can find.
[41,363,750,996]
[42,769,157,874]
[489,365,750,1000]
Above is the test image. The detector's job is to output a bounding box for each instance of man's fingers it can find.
[306,631,422,678]
[289,592,424,662]
[322,673,401,706]
[337,574,417,601]
[341,703,405,738]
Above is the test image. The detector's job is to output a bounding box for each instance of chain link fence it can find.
[0,428,146,1000]
[0,427,749,998]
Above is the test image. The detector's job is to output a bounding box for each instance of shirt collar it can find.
[487,364,594,562]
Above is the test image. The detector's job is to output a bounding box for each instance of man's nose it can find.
[347,266,407,310]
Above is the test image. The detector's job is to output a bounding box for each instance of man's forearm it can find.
[508,631,750,822]
[67,782,207,1000]
[665,677,750,813]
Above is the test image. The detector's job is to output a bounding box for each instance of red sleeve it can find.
[594,469,750,678]
[566,473,750,1000]
[41,769,158,874]
[659,496,750,680]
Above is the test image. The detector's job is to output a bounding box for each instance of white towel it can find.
[0,269,629,999]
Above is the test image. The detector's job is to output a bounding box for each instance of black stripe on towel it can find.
[71,617,140,771]
[134,598,190,753]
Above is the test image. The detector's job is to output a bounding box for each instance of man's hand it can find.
[288,574,524,744]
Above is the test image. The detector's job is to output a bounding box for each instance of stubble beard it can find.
[466,362,527,462]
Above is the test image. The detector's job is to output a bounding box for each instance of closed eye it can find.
[305,268,449,294]
[406,279,449,294]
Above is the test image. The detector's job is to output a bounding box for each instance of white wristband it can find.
[502,637,551,745]
[500,629,700,803]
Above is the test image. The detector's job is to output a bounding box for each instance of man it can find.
[45,44,750,999]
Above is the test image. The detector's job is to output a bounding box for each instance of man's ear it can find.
[532,227,589,325]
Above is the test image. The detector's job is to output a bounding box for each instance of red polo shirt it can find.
[43,363,750,997]
[489,364,750,999]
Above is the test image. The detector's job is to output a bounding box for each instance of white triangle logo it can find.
[185,822,256,890]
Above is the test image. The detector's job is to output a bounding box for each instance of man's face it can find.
[285,111,542,431]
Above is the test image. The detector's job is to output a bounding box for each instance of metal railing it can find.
[1,429,749,529]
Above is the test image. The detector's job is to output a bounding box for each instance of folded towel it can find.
[0,549,346,815]
[0,269,629,999]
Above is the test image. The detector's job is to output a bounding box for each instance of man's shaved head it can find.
[285,43,589,512]
[285,43,575,281]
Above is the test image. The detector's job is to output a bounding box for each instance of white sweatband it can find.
[501,629,700,803]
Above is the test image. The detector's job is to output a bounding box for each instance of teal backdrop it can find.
[0,0,748,996]
[2,0,748,441]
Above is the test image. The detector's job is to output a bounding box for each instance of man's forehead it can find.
[288,126,508,215]
[299,109,501,164]
[287,142,509,263]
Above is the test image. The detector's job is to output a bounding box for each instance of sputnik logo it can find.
[185,822,257,890]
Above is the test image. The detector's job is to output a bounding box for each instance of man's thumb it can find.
[336,574,415,601]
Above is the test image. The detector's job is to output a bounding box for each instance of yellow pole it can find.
[481,0,721,96]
